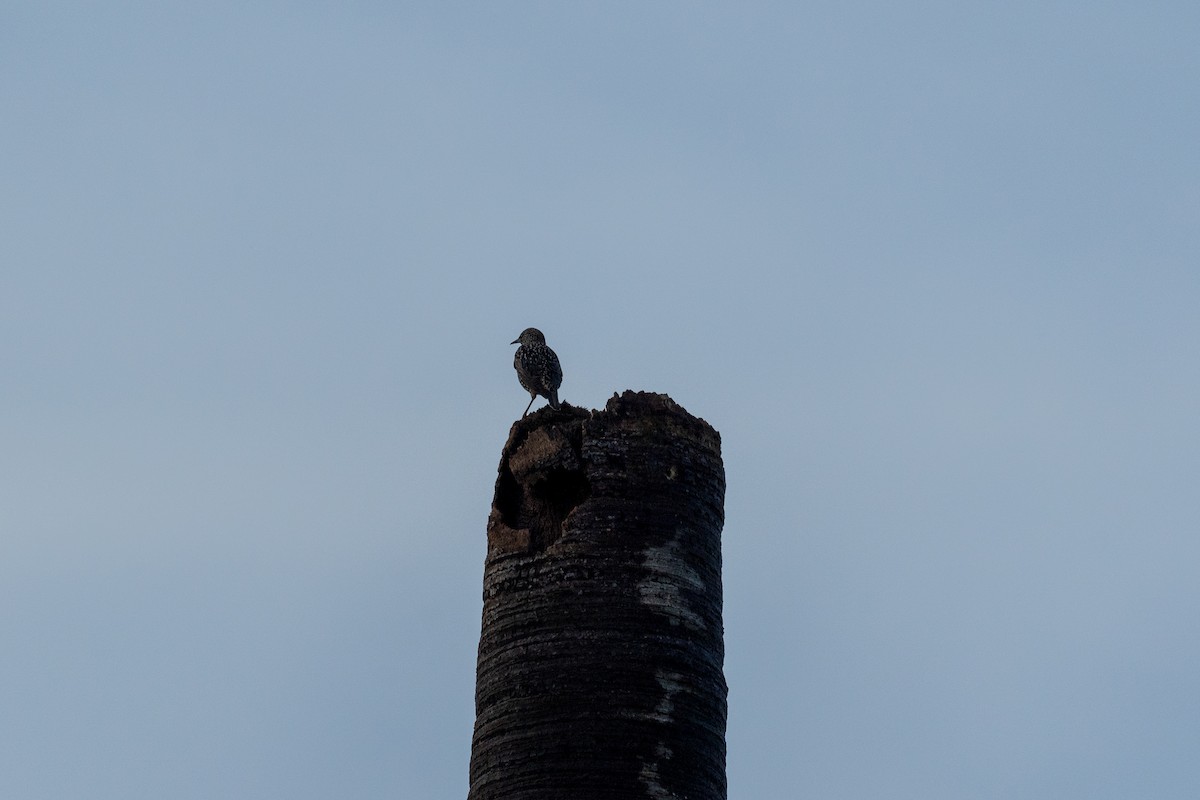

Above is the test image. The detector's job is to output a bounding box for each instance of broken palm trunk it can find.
[469,391,727,800]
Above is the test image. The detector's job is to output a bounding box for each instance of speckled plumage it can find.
[511,328,563,417]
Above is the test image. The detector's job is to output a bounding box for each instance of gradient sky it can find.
[3,3,1198,798]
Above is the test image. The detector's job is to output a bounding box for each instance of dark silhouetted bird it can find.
[511,328,562,417]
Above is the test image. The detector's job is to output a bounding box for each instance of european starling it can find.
[511,327,563,417]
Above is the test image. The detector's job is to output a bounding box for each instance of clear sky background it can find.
[3,3,1198,798]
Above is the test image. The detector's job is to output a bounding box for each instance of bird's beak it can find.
[510,338,519,345]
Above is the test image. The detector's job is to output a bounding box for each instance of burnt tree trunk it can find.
[469,391,726,800]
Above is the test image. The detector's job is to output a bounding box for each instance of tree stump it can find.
[469,391,727,800]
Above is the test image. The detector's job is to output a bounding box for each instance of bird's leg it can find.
[522,395,536,417]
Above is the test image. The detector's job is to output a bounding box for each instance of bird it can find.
[511,327,563,417]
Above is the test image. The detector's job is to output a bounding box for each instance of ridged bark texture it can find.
[470,391,726,800]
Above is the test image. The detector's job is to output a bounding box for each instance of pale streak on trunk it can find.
[469,391,727,800]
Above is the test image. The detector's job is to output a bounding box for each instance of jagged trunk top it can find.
[471,391,727,800]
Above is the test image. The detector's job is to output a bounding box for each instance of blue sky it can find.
[2,3,1198,797]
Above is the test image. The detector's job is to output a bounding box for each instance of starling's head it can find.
[511,328,546,346]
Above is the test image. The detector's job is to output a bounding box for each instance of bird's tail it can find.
[548,390,560,409]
